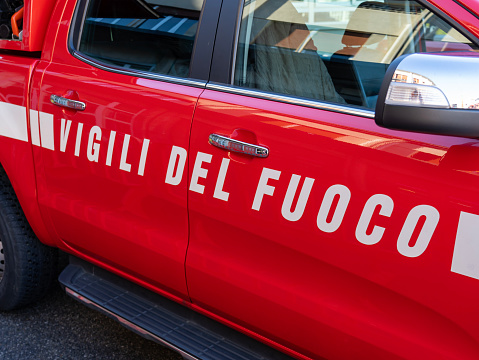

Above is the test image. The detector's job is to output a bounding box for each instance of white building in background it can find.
[392,70,434,86]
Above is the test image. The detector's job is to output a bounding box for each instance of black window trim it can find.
[208,0,479,118]
[209,0,243,85]
[67,0,222,87]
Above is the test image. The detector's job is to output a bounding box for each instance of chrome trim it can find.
[72,51,207,88]
[65,287,199,360]
[50,95,86,111]
[206,83,375,118]
[209,133,269,158]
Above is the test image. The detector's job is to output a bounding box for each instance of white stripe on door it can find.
[452,212,479,280]
[39,112,55,150]
[30,109,41,146]
[0,102,28,142]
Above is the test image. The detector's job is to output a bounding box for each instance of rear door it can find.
[31,0,220,300]
[185,0,479,358]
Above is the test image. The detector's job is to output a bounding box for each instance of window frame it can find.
[207,0,479,118]
[68,0,222,87]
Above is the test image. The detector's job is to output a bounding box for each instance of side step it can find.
[59,257,295,360]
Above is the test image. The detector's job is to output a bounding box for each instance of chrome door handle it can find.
[209,134,269,158]
[50,95,86,111]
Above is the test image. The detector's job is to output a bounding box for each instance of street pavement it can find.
[0,283,183,360]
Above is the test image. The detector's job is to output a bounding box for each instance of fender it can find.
[0,0,69,248]
[0,57,57,247]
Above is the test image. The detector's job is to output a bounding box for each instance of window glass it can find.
[234,0,478,110]
[78,0,204,77]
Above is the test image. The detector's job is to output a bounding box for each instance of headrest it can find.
[341,1,399,47]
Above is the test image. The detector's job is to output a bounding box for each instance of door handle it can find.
[50,94,86,111]
[209,134,269,158]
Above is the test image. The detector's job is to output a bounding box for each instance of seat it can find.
[241,0,345,104]
[325,1,401,107]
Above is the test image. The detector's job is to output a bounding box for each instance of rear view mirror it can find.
[375,53,479,138]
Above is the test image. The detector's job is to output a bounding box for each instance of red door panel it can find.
[184,89,479,359]
[31,57,203,300]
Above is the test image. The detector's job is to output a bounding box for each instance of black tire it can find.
[0,168,58,311]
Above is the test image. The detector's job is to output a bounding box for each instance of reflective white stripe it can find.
[0,102,28,142]
[168,18,188,33]
[29,109,41,146]
[39,112,55,150]
[151,16,172,31]
[451,212,479,280]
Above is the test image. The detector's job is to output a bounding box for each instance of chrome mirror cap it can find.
[386,53,479,110]
[375,52,479,138]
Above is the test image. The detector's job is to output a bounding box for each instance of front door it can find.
[186,0,479,358]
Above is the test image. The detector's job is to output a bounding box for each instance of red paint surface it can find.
[28,0,204,299]
[0,0,479,359]
[427,0,479,38]
[186,91,479,359]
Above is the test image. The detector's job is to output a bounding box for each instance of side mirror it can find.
[375,53,479,138]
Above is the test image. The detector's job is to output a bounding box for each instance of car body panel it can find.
[185,85,479,358]
[426,0,479,38]
[1,0,479,358]
[0,55,55,245]
[28,0,206,300]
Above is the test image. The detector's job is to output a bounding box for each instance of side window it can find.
[77,0,204,77]
[234,0,478,110]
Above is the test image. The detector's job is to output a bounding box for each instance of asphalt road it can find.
[0,283,183,360]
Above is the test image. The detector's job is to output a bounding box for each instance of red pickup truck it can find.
[1,0,479,359]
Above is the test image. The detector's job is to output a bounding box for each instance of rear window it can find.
[77,0,204,77]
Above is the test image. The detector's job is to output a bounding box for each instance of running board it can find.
[59,257,295,360]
